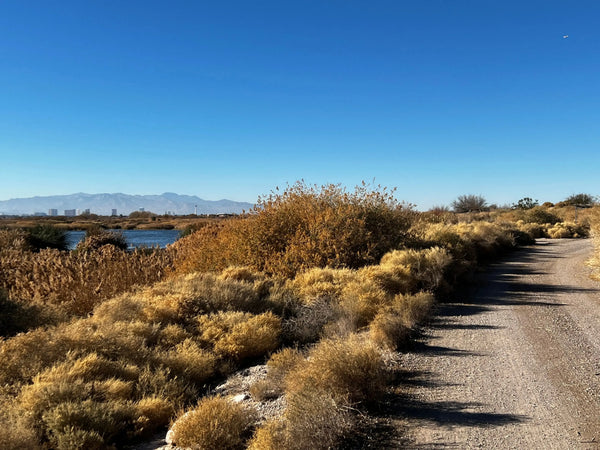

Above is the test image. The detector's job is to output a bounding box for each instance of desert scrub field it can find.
[2,184,592,449]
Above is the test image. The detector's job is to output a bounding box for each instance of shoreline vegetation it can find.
[1,183,598,449]
[0,212,231,232]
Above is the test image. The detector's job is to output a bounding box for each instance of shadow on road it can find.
[381,241,599,446]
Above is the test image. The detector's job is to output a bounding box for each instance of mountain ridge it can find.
[0,193,254,216]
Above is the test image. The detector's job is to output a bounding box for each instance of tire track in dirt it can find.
[386,239,600,449]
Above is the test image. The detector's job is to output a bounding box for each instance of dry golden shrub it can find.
[285,334,388,405]
[247,419,286,450]
[281,297,339,344]
[91,293,148,323]
[0,327,72,385]
[546,222,589,239]
[0,393,41,450]
[171,182,415,277]
[357,263,414,296]
[380,247,452,292]
[249,387,353,450]
[48,426,105,450]
[36,353,139,385]
[40,399,135,449]
[170,395,257,449]
[155,339,217,384]
[148,272,269,318]
[395,291,435,326]
[369,310,411,350]
[198,311,281,361]
[587,212,600,276]
[515,221,546,239]
[291,267,356,303]
[135,396,175,436]
[337,276,389,329]
[135,366,199,408]
[156,323,192,348]
[218,266,266,283]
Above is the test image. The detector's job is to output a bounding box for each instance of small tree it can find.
[512,197,539,210]
[563,193,596,207]
[451,195,487,213]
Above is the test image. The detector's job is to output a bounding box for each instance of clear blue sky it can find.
[1,1,598,210]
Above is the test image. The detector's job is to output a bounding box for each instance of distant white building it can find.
[112,209,117,216]
[48,209,58,216]
[64,209,76,217]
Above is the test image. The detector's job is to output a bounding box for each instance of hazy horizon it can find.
[2,1,599,210]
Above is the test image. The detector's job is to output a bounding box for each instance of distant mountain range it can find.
[0,193,254,216]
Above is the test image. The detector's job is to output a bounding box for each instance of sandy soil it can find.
[387,238,600,449]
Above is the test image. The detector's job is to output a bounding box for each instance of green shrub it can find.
[26,225,68,251]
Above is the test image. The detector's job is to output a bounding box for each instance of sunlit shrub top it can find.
[172,182,415,277]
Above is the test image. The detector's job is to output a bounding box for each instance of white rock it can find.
[232,393,249,403]
[165,429,175,446]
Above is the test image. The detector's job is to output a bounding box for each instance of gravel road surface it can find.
[393,238,600,449]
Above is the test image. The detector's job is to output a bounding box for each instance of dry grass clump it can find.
[154,339,217,384]
[171,182,415,277]
[198,311,281,361]
[0,289,45,337]
[145,272,272,320]
[546,222,589,239]
[170,395,257,449]
[0,392,40,450]
[379,247,452,292]
[515,221,546,239]
[291,267,355,303]
[249,334,385,450]
[135,396,175,436]
[286,334,389,404]
[522,206,562,225]
[369,293,434,350]
[248,388,353,450]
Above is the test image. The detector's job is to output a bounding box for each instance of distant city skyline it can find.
[2,1,599,210]
[0,192,253,216]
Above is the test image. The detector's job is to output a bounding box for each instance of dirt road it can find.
[393,238,600,449]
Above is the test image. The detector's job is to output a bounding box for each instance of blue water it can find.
[66,229,182,250]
